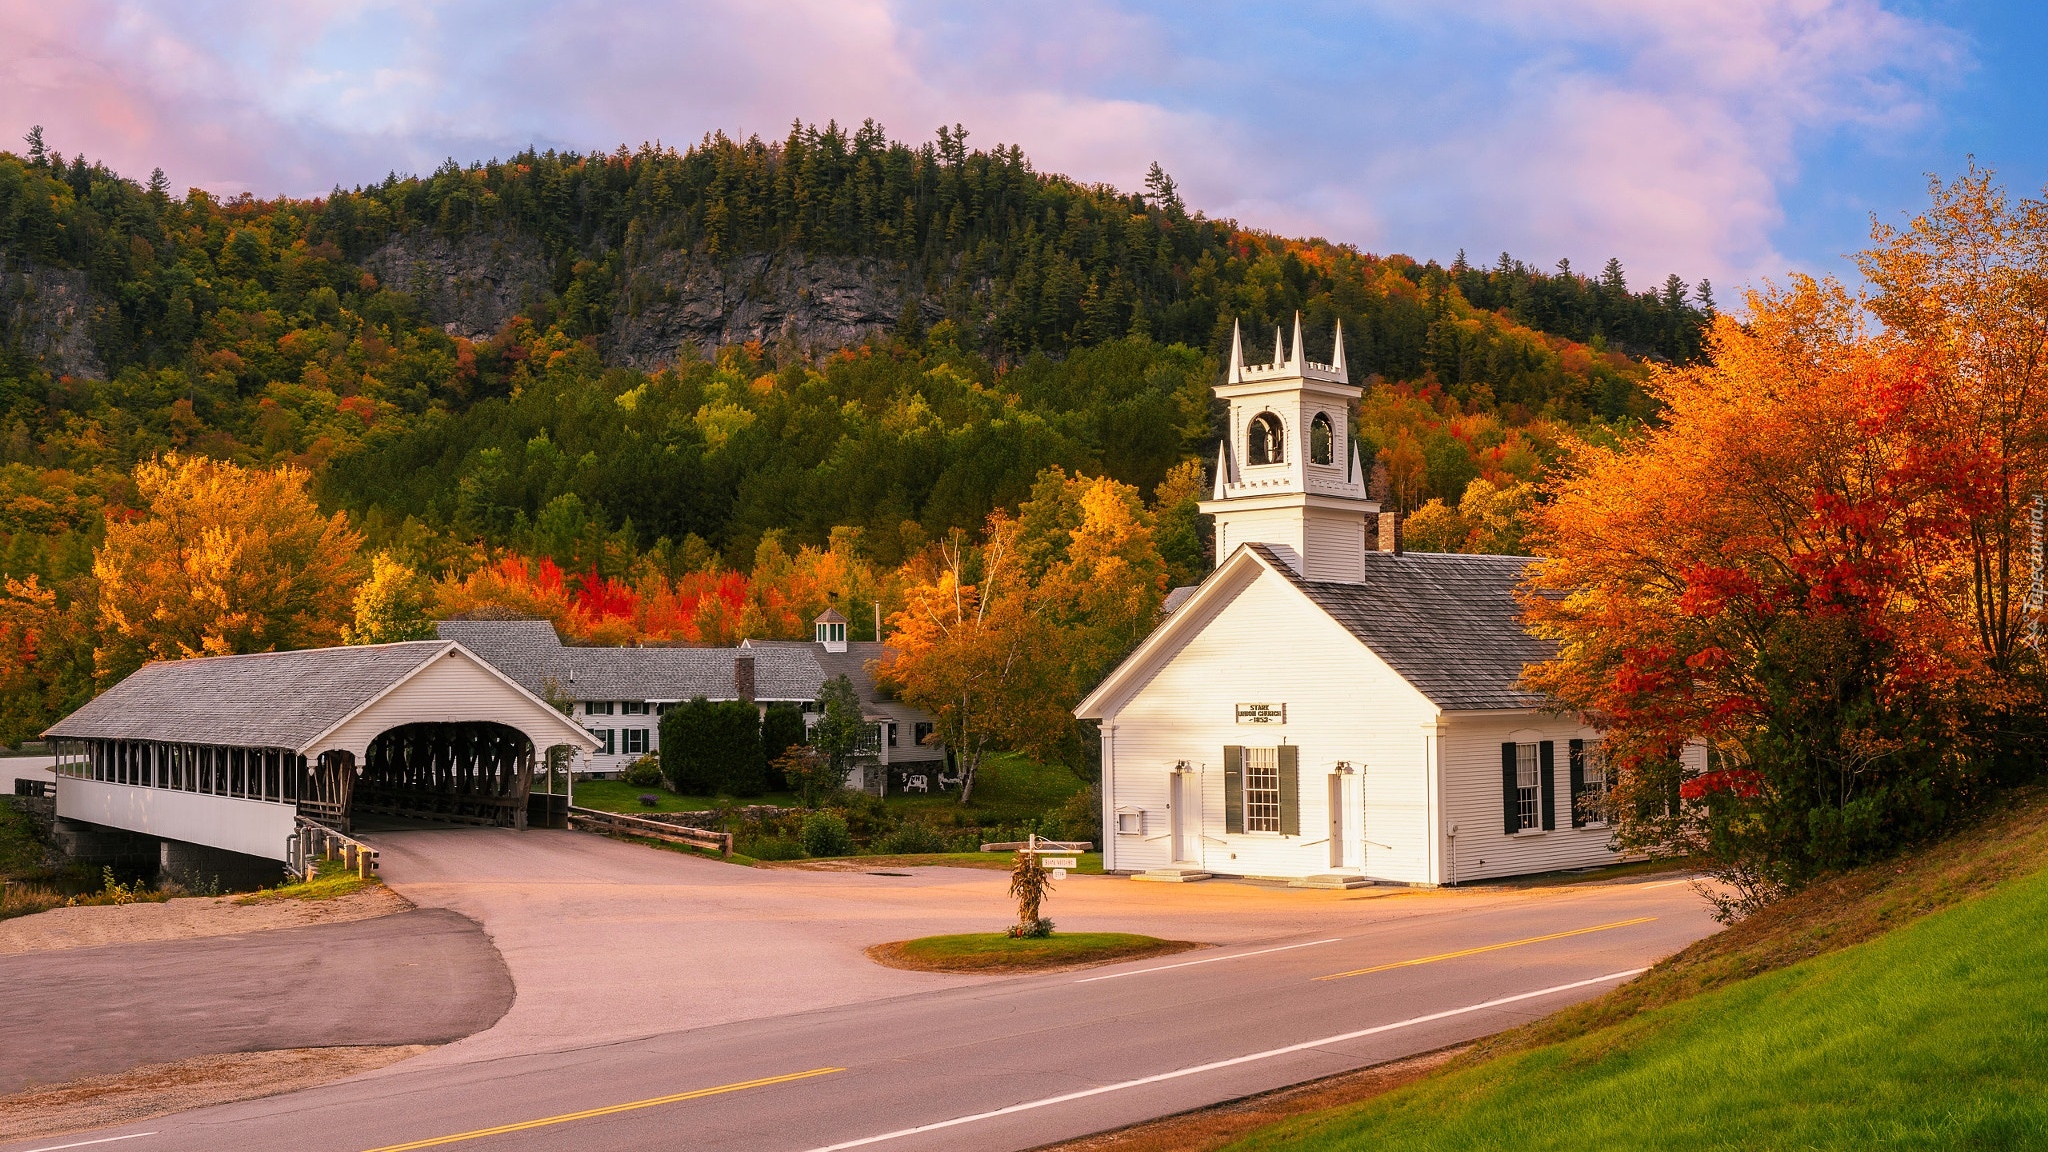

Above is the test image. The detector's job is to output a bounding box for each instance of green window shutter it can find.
[1224,745,1244,834]
[1501,743,1519,834]
[1568,739,1586,828]
[1278,745,1300,836]
[1539,741,1557,831]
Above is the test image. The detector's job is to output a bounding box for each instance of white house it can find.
[1077,316,1618,886]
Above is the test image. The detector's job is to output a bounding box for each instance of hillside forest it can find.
[0,121,1715,758]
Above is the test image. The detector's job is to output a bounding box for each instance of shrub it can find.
[0,881,64,922]
[637,793,661,807]
[621,754,663,788]
[761,704,806,789]
[1006,918,1054,939]
[777,746,847,808]
[878,822,951,855]
[1047,785,1101,846]
[736,836,806,861]
[800,811,853,857]
[660,697,767,796]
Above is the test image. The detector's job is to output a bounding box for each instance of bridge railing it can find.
[287,816,380,881]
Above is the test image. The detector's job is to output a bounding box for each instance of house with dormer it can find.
[1077,316,1626,886]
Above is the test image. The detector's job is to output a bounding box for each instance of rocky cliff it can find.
[0,253,105,381]
[359,229,553,342]
[363,228,941,367]
[605,248,941,368]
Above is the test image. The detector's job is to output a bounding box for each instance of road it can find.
[5,831,1715,1152]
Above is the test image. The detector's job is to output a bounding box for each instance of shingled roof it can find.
[44,641,453,750]
[435,619,826,703]
[1249,543,1553,710]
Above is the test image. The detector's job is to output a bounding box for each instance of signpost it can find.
[981,834,1091,879]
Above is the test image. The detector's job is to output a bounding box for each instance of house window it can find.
[624,728,649,755]
[621,701,648,715]
[886,722,898,747]
[1247,413,1284,465]
[1243,746,1282,832]
[1576,741,1609,825]
[1310,412,1335,465]
[815,620,846,644]
[1515,742,1540,831]
[914,721,934,747]
[586,701,615,716]
[597,729,616,756]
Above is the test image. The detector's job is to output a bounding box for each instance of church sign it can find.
[1235,703,1287,724]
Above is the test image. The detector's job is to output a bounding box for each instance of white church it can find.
[1078,316,1621,887]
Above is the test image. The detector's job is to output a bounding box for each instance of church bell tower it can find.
[1199,313,1378,583]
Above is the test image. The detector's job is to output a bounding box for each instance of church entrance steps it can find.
[1287,873,1376,890]
[1130,868,1213,883]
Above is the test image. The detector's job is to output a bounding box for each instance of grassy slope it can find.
[0,800,43,880]
[1226,786,2048,1151]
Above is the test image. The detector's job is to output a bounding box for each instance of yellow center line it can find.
[1315,917,1658,982]
[361,1066,845,1152]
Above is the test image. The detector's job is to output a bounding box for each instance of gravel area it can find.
[0,883,411,955]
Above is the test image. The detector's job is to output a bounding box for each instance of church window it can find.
[1310,412,1335,465]
[1247,413,1284,465]
[1242,747,1282,832]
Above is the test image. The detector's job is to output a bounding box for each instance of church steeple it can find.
[1198,314,1380,582]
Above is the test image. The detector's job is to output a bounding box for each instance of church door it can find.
[1328,773,1347,869]
[1170,770,1195,864]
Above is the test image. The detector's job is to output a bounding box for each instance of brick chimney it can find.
[733,654,756,703]
[1377,509,1403,555]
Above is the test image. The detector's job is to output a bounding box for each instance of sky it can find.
[2,0,2043,296]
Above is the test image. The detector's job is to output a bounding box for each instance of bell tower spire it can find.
[1199,315,1378,582]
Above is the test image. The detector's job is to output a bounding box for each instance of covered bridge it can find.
[43,640,598,873]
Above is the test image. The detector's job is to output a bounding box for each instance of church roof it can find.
[47,642,457,750]
[1247,544,1552,710]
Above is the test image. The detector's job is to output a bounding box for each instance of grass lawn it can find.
[567,779,799,813]
[868,931,1201,973]
[1217,785,2048,1152]
[883,751,1089,827]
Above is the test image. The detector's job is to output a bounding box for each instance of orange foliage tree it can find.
[882,469,1167,800]
[94,454,364,681]
[1524,280,2002,917]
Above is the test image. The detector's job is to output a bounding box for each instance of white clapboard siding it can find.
[315,647,595,760]
[1438,712,1618,884]
[1103,566,1438,881]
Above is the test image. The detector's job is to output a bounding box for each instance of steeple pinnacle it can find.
[1271,323,1284,368]
[1227,319,1244,384]
[1331,319,1347,378]
[1288,312,1304,370]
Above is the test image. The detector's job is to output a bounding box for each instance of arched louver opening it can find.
[1247,413,1284,465]
[1309,412,1334,465]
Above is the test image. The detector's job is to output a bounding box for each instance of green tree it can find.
[658,697,767,797]
[761,703,807,789]
[809,674,872,793]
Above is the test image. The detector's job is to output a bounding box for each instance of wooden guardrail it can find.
[567,806,733,858]
[289,816,379,880]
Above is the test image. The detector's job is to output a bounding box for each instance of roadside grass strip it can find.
[868,932,1199,973]
[1315,917,1658,981]
[357,1067,842,1151]
[1225,865,2048,1151]
[799,970,1645,1152]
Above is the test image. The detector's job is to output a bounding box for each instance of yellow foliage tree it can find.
[345,553,437,644]
[94,453,365,680]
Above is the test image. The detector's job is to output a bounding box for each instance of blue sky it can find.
[2,1,2042,297]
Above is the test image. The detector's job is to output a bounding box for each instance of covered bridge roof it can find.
[43,640,601,754]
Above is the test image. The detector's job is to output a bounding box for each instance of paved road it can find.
[2,830,1715,1152]
[0,909,511,1094]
